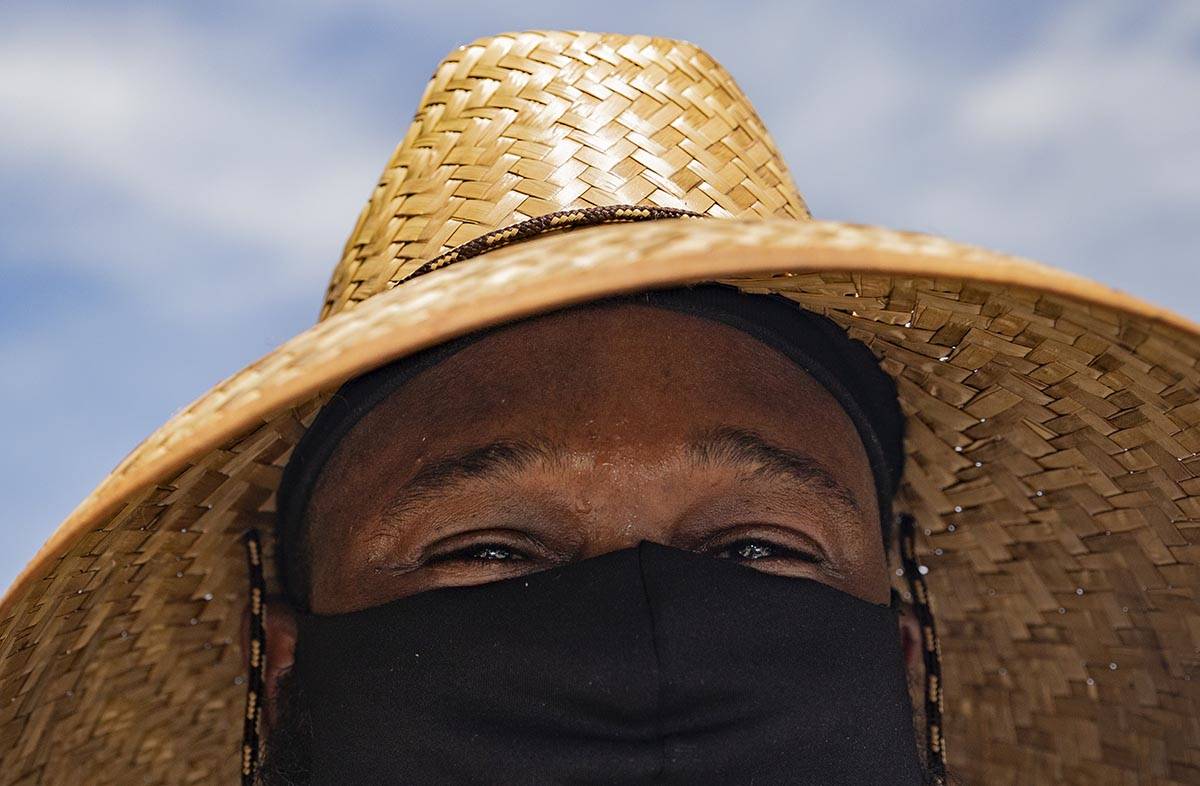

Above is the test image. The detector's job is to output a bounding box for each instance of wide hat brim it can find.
[3,216,1199,785]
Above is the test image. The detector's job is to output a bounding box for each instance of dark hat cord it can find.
[241,530,267,786]
[898,513,948,784]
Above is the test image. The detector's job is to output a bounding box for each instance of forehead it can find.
[309,302,874,515]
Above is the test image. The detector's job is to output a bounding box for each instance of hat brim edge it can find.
[4,216,1197,616]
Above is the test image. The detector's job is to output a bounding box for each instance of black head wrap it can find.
[275,283,905,608]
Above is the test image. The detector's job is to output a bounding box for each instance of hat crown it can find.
[319,30,809,320]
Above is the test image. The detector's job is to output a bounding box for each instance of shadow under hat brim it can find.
[3,216,1200,784]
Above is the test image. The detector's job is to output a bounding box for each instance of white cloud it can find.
[752,1,1200,312]
[961,7,1199,162]
[945,3,1200,293]
[0,8,390,319]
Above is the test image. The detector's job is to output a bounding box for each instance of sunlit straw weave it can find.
[2,30,1199,786]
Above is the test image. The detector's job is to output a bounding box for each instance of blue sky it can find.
[2,1,1198,591]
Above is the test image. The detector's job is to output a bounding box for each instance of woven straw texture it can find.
[3,31,1200,786]
[320,29,808,319]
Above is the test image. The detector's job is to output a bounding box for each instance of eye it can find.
[711,536,823,565]
[726,540,775,560]
[416,531,551,569]
[427,543,530,564]
[468,545,525,561]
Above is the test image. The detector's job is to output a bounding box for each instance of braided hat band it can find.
[410,205,706,280]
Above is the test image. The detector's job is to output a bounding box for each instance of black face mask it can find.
[289,542,924,785]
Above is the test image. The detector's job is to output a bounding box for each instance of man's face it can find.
[301,302,889,613]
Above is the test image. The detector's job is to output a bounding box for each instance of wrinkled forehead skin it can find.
[301,302,889,614]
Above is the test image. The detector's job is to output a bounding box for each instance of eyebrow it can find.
[380,426,863,523]
[686,426,864,517]
[381,438,558,522]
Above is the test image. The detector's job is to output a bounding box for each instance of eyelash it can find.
[426,536,821,566]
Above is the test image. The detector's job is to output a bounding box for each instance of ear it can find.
[242,596,299,730]
[897,600,922,673]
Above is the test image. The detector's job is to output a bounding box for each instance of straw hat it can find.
[3,29,1198,786]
